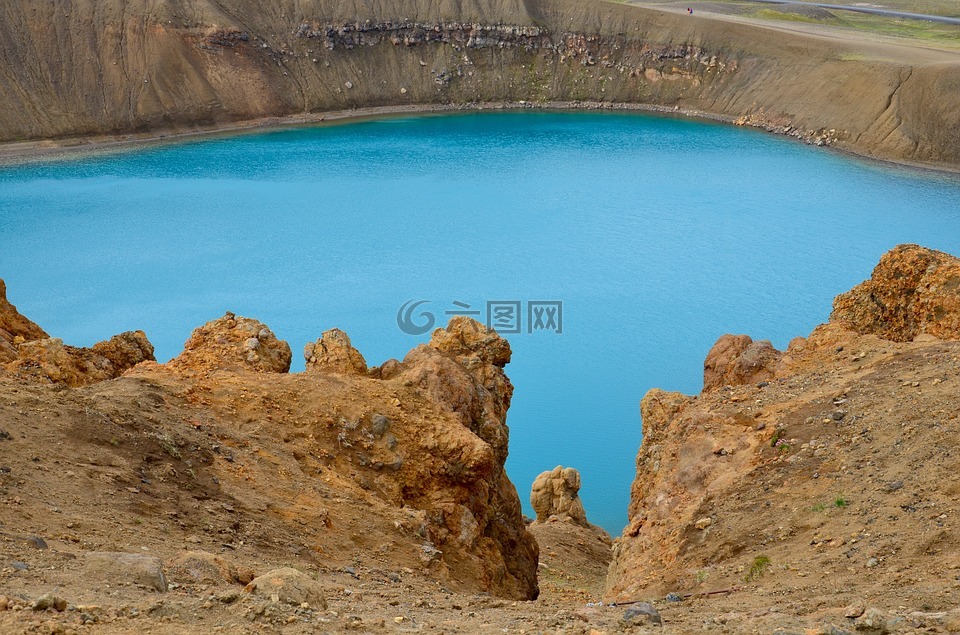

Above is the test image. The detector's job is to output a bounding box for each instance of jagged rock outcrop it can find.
[530,465,589,526]
[831,244,960,342]
[387,316,538,598]
[606,245,960,613]
[702,333,783,391]
[304,328,367,375]
[5,331,154,387]
[167,313,291,374]
[0,278,47,363]
[0,286,539,600]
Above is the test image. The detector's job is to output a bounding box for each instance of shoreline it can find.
[1,100,958,177]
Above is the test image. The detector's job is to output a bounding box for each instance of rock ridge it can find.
[606,244,960,631]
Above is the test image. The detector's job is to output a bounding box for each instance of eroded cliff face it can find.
[607,245,960,623]
[832,244,960,342]
[0,0,957,167]
[0,278,47,363]
[0,287,538,600]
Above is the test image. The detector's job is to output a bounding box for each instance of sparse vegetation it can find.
[834,495,848,508]
[770,429,783,447]
[157,432,182,459]
[744,555,771,582]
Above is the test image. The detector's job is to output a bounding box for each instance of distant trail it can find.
[743,0,960,24]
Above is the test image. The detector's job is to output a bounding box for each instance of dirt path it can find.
[632,0,960,57]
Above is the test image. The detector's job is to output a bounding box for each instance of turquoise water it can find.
[2,111,960,533]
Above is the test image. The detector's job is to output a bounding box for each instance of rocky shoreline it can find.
[3,100,955,177]
[1,0,957,170]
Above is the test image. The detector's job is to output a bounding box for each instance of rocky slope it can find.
[0,279,47,364]
[7,246,960,632]
[606,244,960,633]
[0,293,541,618]
[0,0,958,168]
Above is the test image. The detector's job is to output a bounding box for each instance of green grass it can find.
[744,555,771,582]
[748,8,824,23]
[834,495,848,508]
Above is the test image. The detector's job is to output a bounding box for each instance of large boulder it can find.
[168,313,291,374]
[304,328,367,375]
[530,466,589,526]
[831,243,960,342]
[244,567,326,608]
[702,334,782,391]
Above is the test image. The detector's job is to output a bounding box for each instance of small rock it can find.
[32,594,67,612]
[0,595,8,611]
[344,81,353,89]
[665,592,683,602]
[695,517,713,530]
[25,536,48,550]
[844,599,866,618]
[885,480,904,492]
[371,414,390,438]
[11,561,29,571]
[623,602,662,626]
[216,590,241,604]
[854,607,890,634]
[865,557,879,569]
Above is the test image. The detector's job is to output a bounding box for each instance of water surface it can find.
[2,111,960,533]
